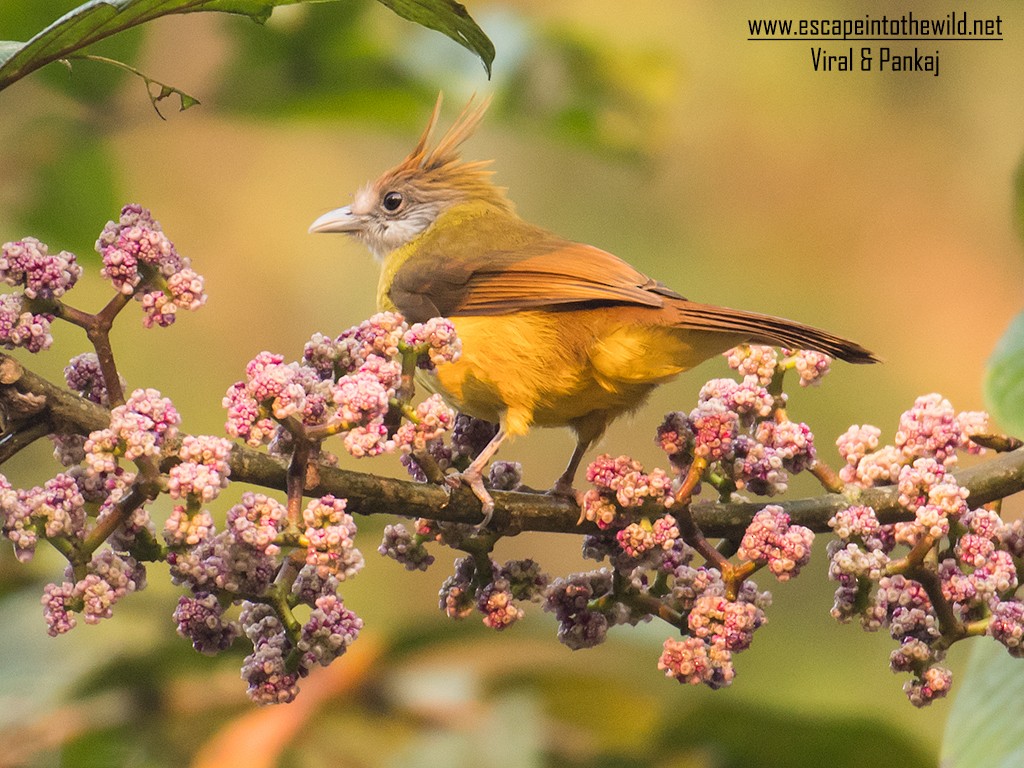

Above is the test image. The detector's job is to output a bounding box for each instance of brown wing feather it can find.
[673,301,880,364]
[453,245,685,314]
[388,209,684,320]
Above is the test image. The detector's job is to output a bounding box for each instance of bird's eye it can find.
[382,191,404,212]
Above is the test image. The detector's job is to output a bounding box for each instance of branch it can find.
[3,351,1023,537]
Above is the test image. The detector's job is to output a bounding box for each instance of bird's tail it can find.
[674,301,880,364]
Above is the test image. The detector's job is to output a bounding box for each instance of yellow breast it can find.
[420,309,728,437]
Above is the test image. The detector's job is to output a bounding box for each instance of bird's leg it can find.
[550,438,589,498]
[449,426,507,527]
[551,414,607,498]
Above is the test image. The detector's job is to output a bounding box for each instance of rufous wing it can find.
[387,207,878,364]
[387,210,682,320]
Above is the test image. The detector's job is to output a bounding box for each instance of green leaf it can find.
[0,0,493,95]
[376,0,494,76]
[984,310,1024,437]
[941,639,1024,767]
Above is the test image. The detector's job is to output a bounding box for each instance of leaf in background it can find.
[16,117,121,251]
[376,0,493,76]
[215,1,432,121]
[941,639,1024,768]
[984,310,1024,437]
[0,0,82,41]
[500,24,679,159]
[656,698,933,768]
[217,3,673,159]
[0,0,142,105]
[0,0,493,95]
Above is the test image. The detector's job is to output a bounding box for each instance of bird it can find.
[310,94,879,523]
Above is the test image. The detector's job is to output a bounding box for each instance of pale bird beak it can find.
[308,206,363,234]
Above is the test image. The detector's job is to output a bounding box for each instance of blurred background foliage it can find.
[0,1,1023,766]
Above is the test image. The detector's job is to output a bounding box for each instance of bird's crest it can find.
[374,93,510,210]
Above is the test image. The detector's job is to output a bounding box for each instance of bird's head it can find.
[309,94,510,259]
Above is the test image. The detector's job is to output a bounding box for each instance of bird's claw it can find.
[547,477,578,500]
[446,468,495,529]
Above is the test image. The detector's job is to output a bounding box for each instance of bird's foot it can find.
[547,479,588,524]
[445,468,495,528]
[547,476,578,500]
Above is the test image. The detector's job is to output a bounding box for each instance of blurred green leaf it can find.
[17,117,121,250]
[0,1,83,41]
[216,5,673,158]
[215,0,431,120]
[499,670,660,751]
[655,698,933,768]
[499,24,678,159]
[984,310,1024,437]
[0,0,492,95]
[941,639,1024,767]
[63,725,149,768]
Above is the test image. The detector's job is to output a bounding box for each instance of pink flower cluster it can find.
[174,593,239,655]
[658,635,735,688]
[825,391,1020,707]
[301,495,363,579]
[167,435,232,503]
[64,353,117,406]
[725,344,834,388]
[1,455,150,633]
[165,481,365,705]
[616,515,680,558]
[725,345,778,386]
[42,549,143,636]
[303,312,406,377]
[737,506,815,581]
[837,395,988,488]
[236,595,361,705]
[164,505,215,548]
[783,348,832,387]
[579,454,672,528]
[565,363,836,691]
[0,473,85,562]
[440,557,549,631]
[655,374,814,498]
[227,492,287,556]
[0,292,53,352]
[687,593,765,652]
[401,316,462,369]
[95,204,206,328]
[229,313,461,461]
[378,523,436,571]
[0,236,82,300]
[394,394,456,452]
[85,388,181,472]
[223,351,330,445]
[656,574,770,689]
